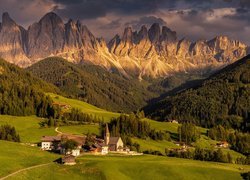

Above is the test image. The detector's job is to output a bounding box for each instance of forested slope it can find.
[27,57,156,112]
[0,58,59,117]
[144,55,250,129]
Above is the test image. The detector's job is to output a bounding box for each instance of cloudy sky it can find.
[0,0,250,44]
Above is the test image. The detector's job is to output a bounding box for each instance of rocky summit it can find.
[0,12,248,78]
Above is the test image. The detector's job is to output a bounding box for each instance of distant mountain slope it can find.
[0,58,60,116]
[0,12,247,78]
[144,55,250,128]
[27,57,156,112]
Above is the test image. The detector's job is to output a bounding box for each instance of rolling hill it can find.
[2,154,249,180]
[144,55,250,129]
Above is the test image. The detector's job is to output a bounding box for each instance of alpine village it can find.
[0,1,250,179]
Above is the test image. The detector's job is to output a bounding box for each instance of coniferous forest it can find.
[144,55,250,130]
[0,58,60,117]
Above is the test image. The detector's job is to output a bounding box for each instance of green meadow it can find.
[0,115,56,143]
[48,93,120,122]
[0,140,59,178]
[4,155,250,180]
[58,125,100,135]
[132,138,179,153]
[0,95,249,179]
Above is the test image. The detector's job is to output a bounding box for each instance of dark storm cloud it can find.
[1,0,250,44]
[55,1,106,19]
[125,16,167,30]
[53,0,176,19]
[100,19,122,30]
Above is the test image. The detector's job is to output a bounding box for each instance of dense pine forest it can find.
[0,58,60,117]
[144,55,250,130]
[105,113,168,141]
[27,57,206,112]
[27,57,156,112]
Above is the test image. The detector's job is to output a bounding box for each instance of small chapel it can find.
[104,124,124,151]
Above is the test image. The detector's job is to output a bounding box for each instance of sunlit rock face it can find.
[0,12,248,78]
[0,12,30,66]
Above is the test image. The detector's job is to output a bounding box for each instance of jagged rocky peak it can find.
[78,24,98,49]
[0,12,248,78]
[0,12,29,65]
[161,26,177,42]
[64,19,81,48]
[39,12,64,26]
[27,11,65,59]
[148,23,161,43]
[108,34,121,52]
[136,25,148,42]
[208,35,247,52]
[122,27,133,44]
[2,12,16,27]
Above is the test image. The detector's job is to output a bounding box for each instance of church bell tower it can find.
[104,123,110,145]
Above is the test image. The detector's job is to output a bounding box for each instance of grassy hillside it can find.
[48,93,120,122]
[0,141,59,178]
[0,115,56,143]
[0,94,249,179]
[27,57,156,112]
[58,125,100,135]
[144,55,250,128]
[3,155,250,180]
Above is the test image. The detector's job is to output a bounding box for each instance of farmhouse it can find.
[216,141,229,148]
[41,136,61,151]
[61,155,76,165]
[170,120,179,124]
[41,134,85,156]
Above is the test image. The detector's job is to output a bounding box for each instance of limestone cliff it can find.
[0,12,247,78]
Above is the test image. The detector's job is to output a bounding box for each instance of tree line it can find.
[208,125,250,155]
[166,148,250,164]
[39,107,104,127]
[102,113,170,141]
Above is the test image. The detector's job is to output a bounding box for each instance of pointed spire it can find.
[39,11,64,26]
[122,27,133,43]
[105,123,110,145]
[148,23,161,43]
[2,12,16,27]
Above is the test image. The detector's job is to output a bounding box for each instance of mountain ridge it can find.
[0,12,248,78]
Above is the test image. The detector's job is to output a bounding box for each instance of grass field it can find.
[132,138,179,154]
[58,125,100,135]
[48,94,208,135]
[48,93,120,122]
[0,95,249,179]
[5,155,250,180]
[0,141,59,178]
[0,115,56,143]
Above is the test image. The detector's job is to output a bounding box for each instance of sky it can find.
[0,0,250,44]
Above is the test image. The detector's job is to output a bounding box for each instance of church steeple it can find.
[104,123,110,145]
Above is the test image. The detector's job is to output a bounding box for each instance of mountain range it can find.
[0,12,248,78]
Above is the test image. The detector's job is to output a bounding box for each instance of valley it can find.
[0,3,250,179]
[0,93,249,179]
